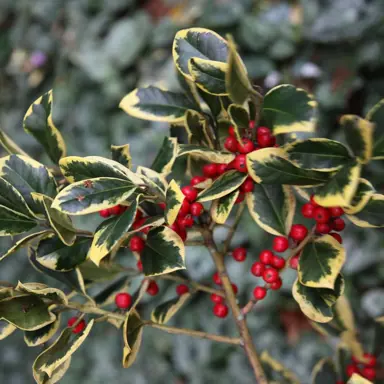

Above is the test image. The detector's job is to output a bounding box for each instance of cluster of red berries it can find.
[99,204,127,218]
[341,353,378,382]
[302,195,345,241]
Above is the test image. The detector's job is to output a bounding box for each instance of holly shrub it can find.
[0,28,383,384]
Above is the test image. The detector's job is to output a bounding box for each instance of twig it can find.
[222,202,245,254]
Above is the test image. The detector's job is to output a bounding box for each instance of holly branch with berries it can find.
[0,28,383,384]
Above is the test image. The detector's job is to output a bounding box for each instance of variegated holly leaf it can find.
[262,85,317,135]
[337,343,352,383]
[120,86,200,123]
[366,98,384,159]
[15,282,67,305]
[247,148,331,185]
[137,166,167,197]
[151,137,178,176]
[151,293,191,325]
[197,170,247,202]
[24,314,61,347]
[311,358,338,384]
[228,104,250,142]
[33,357,71,384]
[122,310,144,368]
[79,260,125,283]
[347,193,384,228]
[246,184,295,236]
[341,115,374,164]
[0,205,37,236]
[0,128,30,157]
[165,180,184,225]
[0,320,16,340]
[111,144,132,168]
[23,90,66,163]
[52,177,137,215]
[141,226,185,276]
[347,374,374,384]
[211,190,239,224]
[299,235,345,289]
[178,144,235,164]
[344,179,375,214]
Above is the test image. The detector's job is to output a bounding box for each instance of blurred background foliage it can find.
[0,0,383,383]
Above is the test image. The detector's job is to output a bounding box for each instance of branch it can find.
[222,202,245,254]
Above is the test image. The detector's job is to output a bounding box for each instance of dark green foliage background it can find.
[0,0,383,383]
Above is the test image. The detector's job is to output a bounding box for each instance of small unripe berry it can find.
[313,207,331,223]
[233,154,248,173]
[190,176,207,186]
[271,255,286,270]
[210,293,224,304]
[257,126,270,136]
[177,214,194,228]
[240,177,254,193]
[176,284,189,296]
[289,224,308,241]
[129,236,145,252]
[190,202,204,216]
[253,286,267,300]
[136,260,143,272]
[115,293,132,309]
[263,267,280,283]
[224,136,238,152]
[251,261,265,277]
[181,186,198,202]
[213,272,222,285]
[270,278,282,290]
[273,236,289,252]
[346,364,359,377]
[231,283,238,295]
[259,250,274,265]
[99,209,111,218]
[361,367,376,381]
[216,163,228,175]
[329,232,342,244]
[146,280,159,296]
[329,206,344,217]
[109,205,125,215]
[68,317,86,334]
[237,138,255,154]
[179,199,191,217]
[289,254,300,269]
[316,222,331,234]
[202,163,218,178]
[332,217,345,232]
[235,192,245,204]
[232,247,247,262]
[301,203,315,218]
[213,303,229,318]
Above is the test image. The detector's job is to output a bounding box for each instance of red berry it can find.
[99,209,111,218]
[233,154,248,173]
[181,186,198,202]
[270,278,282,290]
[249,120,255,129]
[146,280,159,296]
[178,214,194,228]
[135,210,143,221]
[257,126,270,135]
[129,236,145,252]
[67,317,86,334]
[258,133,273,148]
[137,260,143,272]
[310,195,319,206]
[132,217,146,230]
[289,254,300,270]
[259,250,274,265]
[202,163,218,178]
[313,207,331,223]
[262,267,280,283]
[169,222,187,242]
[336,381,345,384]
[346,364,359,377]
[213,303,228,318]
[271,255,286,270]
[228,126,236,137]
[235,192,245,204]
[240,177,254,193]
[289,224,308,241]
[251,261,265,277]
[190,202,204,216]
[231,283,238,295]
[109,205,125,215]
[253,286,267,300]
[361,367,376,380]
[179,199,191,217]
[332,217,345,232]
[210,293,224,304]
[273,236,289,252]
[190,176,207,186]
[213,272,222,285]
[316,222,331,234]
[176,284,189,296]
[352,353,377,367]
[115,293,132,309]
[158,202,166,210]
[329,232,342,244]
[217,163,228,175]
[329,206,344,217]
[237,138,255,154]
[301,203,315,218]
[232,247,247,262]
[224,136,238,152]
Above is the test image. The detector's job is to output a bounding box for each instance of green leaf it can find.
[15,282,67,305]
[260,351,300,384]
[36,236,91,271]
[311,358,338,384]
[313,161,361,207]
[0,128,30,157]
[347,194,384,228]
[299,235,345,289]
[184,110,208,145]
[172,28,228,80]
[151,294,191,325]
[178,144,235,164]
[228,104,250,142]
[122,310,144,368]
[24,314,61,347]
[197,170,247,202]
[33,357,71,384]
[165,180,184,225]
[0,320,16,340]
[247,148,331,185]
[366,99,384,159]
[33,319,94,378]
[211,189,239,224]
[141,226,186,276]
[262,85,317,135]
[89,198,138,266]
[337,343,352,383]
[188,58,228,95]
[344,179,375,214]
[0,155,57,213]
[246,184,295,236]
[341,115,374,164]
[0,205,37,236]
[137,166,167,197]
[120,86,200,123]
[59,156,140,184]
[23,90,66,163]
[79,260,125,283]
[151,137,178,175]
[285,139,353,171]
[111,144,132,168]
[0,295,56,331]
[94,276,130,306]
[226,35,253,105]
[52,177,137,215]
